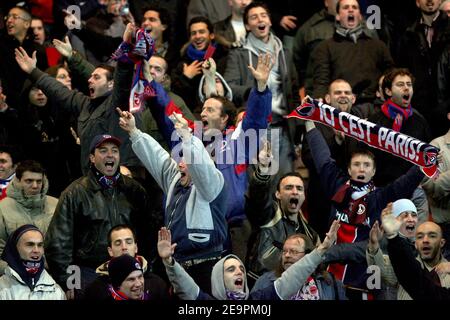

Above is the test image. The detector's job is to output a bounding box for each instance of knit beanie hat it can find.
[108,255,143,289]
[392,199,417,218]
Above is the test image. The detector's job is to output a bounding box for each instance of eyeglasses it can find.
[282,249,305,256]
[4,14,30,21]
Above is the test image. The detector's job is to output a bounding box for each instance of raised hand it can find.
[158,227,177,264]
[52,36,73,59]
[318,220,340,254]
[117,107,137,134]
[15,47,37,74]
[142,59,153,82]
[202,58,216,77]
[368,220,383,253]
[381,203,401,239]
[183,60,203,79]
[123,22,136,43]
[248,53,273,92]
[169,112,191,140]
[257,140,273,174]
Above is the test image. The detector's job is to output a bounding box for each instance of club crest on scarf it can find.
[112,28,156,113]
[287,97,440,178]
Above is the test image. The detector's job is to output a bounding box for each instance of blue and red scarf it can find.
[287,97,439,178]
[381,99,412,132]
[112,28,156,113]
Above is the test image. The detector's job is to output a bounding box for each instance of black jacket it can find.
[44,170,161,288]
[388,236,450,300]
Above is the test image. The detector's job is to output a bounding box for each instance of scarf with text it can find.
[112,28,156,113]
[381,99,413,132]
[91,166,120,189]
[108,285,149,300]
[287,97,439,178]
[331,180,375,226]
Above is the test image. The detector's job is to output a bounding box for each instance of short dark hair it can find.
[336,0,360,14]
[96,64,115,81]
[10,6,32,21]
[348,149,376,169]
[208,95,237,128]
[15,160,45,180]
[107,224,137,247]
[188,16,214,35]
[0,145,22,165]
[244,2,270,25]
[381,68,415,98]
[276,172,304,191]
[142,5,172,41]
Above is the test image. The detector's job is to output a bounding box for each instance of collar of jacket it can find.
[85,169,125,192]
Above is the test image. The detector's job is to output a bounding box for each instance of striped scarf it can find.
[381,99,412,132]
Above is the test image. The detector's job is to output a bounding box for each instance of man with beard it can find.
[246,142,320,279]
[157,221,339,300]
[44,135,158,299]
[304,117,424,299]
[366,68,431,222]
[250,233,347,300]
[301,79,360,238]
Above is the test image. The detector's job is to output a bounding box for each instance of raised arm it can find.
[15,46,88,116]
[274,221,340,299]
[118,109,179,193]
[172,113,224,202]
[158,227,201,300]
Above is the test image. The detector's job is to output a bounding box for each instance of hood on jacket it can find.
[5,175,49,210]
[95,255,149,276]
[211,254,249,300]
[198,72,233,103]
[1,224,45,289]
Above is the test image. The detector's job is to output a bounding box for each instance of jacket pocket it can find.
[188,233,210,243]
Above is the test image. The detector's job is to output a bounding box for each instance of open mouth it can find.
[421,246,431,254]
[405,225,415,232]
[89,87,95,96]
[257,25,266,31]
[357,175,365,180]
[234,278,243,288]
[402,94,410,102]
[289,198,299,209]
[348,15,355,23]
[105,161,115,169]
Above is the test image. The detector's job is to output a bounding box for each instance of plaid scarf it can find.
[381,99,412,132]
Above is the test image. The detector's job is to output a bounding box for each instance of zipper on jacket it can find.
[167,192,183,230]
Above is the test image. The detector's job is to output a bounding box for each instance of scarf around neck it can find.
[331,180,375,226]
[381,99,413,132]
[335,22,364,43]
[91,166,121,189]
[186,42,216,61]
[108,284,149,300]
